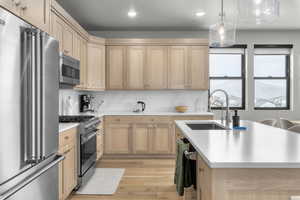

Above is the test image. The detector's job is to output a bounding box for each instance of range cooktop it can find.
[59,115,95,123]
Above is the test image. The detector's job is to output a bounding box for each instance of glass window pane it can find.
[210,79,242,107]
[209,54,242,77]
[254,55,286,77]
[255,80,287,108]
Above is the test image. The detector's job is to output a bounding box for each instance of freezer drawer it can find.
[1,155,64,200]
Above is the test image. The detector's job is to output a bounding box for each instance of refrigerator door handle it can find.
[23,28,39,164]
[0,155,64,200]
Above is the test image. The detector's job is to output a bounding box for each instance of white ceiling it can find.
[57,0,300,31]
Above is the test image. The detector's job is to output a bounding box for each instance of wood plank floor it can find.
[70,159,183,200]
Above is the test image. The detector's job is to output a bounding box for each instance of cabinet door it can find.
[62,24,73,57]
[76,39,87,88]
[187,46,209,90]
[145,46,168,89]
[58,147,64,200]
[0,0,20,16]
[72,33,81,60]
[20,0,50,32]
[106,46,126,89]
[168,46,188,89]
[105,124,131,154]
[51,13,64,52]
[63,146,76,198]
[97,129,104,160]
[87,43,105,90]
[132,124,151,154]
[151,123,173,154]
[126,46,145,89]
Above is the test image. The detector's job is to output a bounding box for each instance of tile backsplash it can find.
[59,89,208,115]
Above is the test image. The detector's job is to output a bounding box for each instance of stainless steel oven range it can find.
[59,115,101,189]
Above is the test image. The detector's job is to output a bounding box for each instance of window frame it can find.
[209,45,247,110]
[253,53,291,110]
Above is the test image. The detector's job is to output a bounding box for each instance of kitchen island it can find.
[175,120,300,200]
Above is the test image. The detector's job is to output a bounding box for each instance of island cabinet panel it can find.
[126,46,146,89]
[104,123,131,154]
[188,46,209,90]
[144,46,168,89]
[196,154,300,200]
[20,0,50,32]
[132,124,151,154]
[106,46,127,89]
[168,46,188,89]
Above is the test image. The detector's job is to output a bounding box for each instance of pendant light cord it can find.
[221,0,224,21]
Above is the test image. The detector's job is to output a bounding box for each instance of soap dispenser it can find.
[232,110,240,127]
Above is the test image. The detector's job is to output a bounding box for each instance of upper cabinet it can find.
[168,46,188,89]
[20,0,50,32]
[87,37,106,91]
[106,46,126,90]
[126,46,146,90]
[0,0,50,32]
[145,46,168,89]
[106,39,209,90]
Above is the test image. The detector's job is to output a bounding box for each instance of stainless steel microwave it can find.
[59,53,80,85]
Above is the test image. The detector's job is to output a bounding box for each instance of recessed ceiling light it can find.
[196,11,206,17]
[128,10,137,18]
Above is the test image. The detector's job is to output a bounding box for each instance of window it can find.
[209,45,247,109]
[254,45,292,110]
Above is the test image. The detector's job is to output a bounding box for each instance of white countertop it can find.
[59,123,79,133]
[175,120,300,168]
[100,111,214,116]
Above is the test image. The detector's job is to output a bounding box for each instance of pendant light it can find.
[209,0,236,47]
[238,0,280,24]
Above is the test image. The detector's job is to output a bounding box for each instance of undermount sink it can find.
[186,123,227,130]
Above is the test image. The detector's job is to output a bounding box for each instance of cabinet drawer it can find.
[59,127,77,147]
[105,116,171,124]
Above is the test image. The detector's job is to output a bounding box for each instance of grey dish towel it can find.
[174,138,196,196]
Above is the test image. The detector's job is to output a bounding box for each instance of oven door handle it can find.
[81,131,98,144]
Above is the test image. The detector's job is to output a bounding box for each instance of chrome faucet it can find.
[208,89,231,128]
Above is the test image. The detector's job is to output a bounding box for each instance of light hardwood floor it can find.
[70,159,183,200]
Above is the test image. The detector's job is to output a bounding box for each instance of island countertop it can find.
[175,120,300,168]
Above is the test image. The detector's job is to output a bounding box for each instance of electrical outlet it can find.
[290,196,300,200]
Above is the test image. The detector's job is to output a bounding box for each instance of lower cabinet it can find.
[103,115,211,157]
[104,123,131,154]
[59,127,77,200]
[96,120,104,161]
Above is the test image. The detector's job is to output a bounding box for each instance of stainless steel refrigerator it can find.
[0,7,63,200]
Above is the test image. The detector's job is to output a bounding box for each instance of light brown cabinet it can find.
[72,33,81,60]
[104,123,131,154]
[106,42,209,90]
[104,115,213,157]
[76,38,88,88]
[168,46,188,89]
[188,46,209,90]
[51,13,64,52]
[0,0,50,32]
[59,127,77,200]
[20,0,50,32]
[151,123,173,154]
[145,46,168,89]
[0,0,21,16]
[62,25,73,57]
[106,46,126,89]
[126,46,146,89]
[87,41,105,90]
[132,124,151,154]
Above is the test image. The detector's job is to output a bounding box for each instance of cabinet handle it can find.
[64,149,71,155]
[12,0,21,6]
[64,136,69,140]
[20,5,28,10]
[199,168,204,172]
[64,50,69,54]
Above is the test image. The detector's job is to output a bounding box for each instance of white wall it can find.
[59,89,208,114]
[90,30,300,121]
